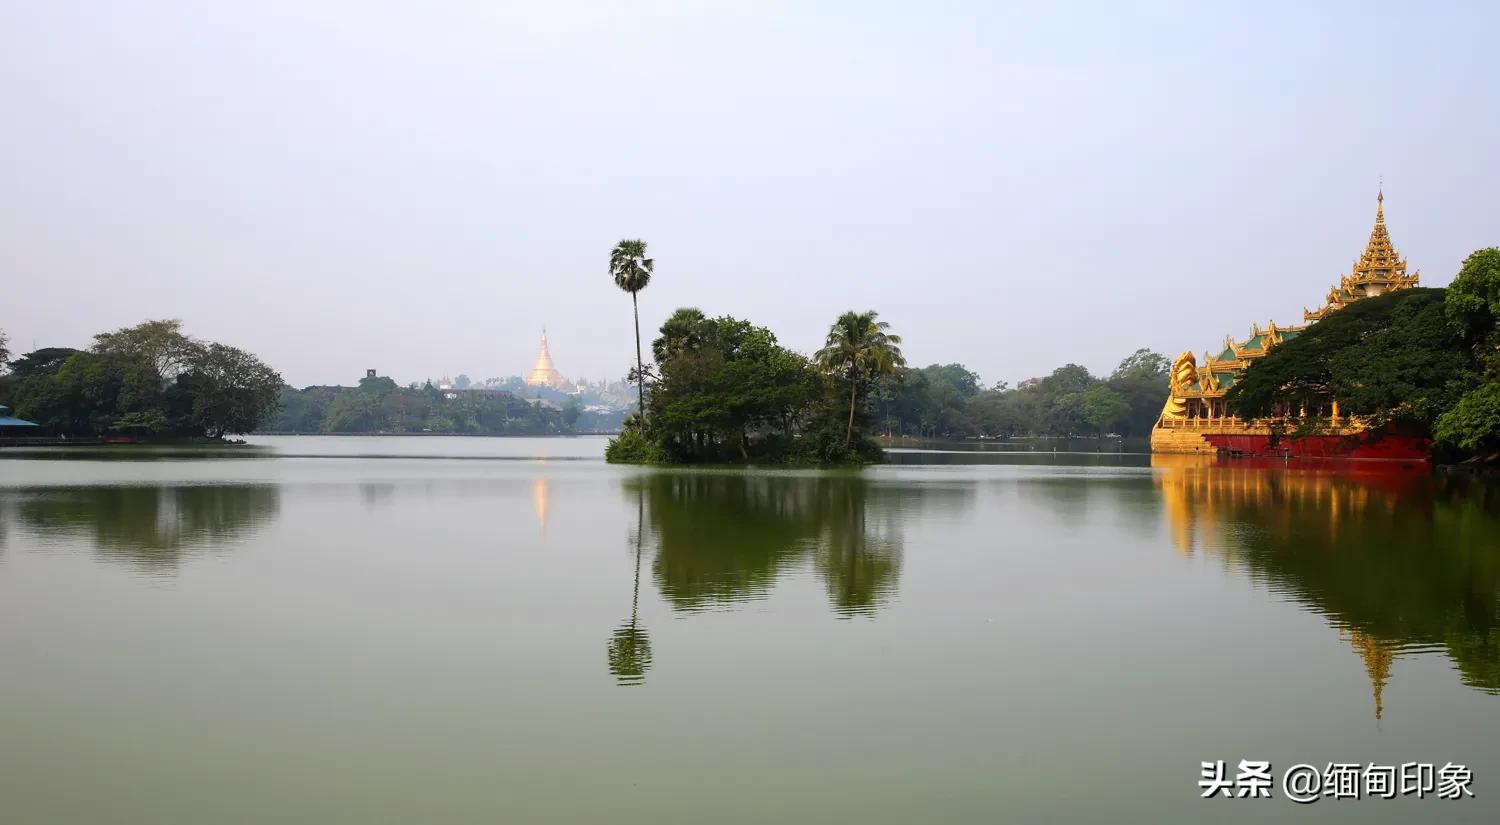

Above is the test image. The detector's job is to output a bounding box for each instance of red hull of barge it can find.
[1202,430,1430,461]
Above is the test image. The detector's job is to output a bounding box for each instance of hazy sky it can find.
[4,1,1497,388]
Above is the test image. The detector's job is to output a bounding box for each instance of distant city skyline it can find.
[4,2,1497,388]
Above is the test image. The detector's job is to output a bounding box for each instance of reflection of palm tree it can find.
[607,487,652,685]
[814,478,902,617]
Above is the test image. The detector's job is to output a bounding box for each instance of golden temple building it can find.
[524,329,570,390]
[1151,191,1421,454]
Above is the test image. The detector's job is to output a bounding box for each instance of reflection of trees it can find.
[629,472,963,617]
[1154,455,1500,711]
[813,480,903,618]
[636,473,819,612]
[15,485,280,571]
[607,489,652,686]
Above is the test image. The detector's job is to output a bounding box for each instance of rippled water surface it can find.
[2,437,1498,823]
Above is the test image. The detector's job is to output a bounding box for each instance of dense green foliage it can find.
[1,320,282,439]
[607,308,884,465]
[1434,382,1500,454]
[602,422,666,463]
[1228,289,1478,432]
[877,349,1168,438]
[1436,249,1500,455]
[1443,248,1500,356]
[267,376,576,435]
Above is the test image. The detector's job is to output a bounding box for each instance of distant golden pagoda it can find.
[524,329,570,390]
[1151,190,1422,455]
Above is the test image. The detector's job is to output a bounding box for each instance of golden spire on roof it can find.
[1303,189,1420,322]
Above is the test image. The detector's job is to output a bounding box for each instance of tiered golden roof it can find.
[1304,191,1420,321]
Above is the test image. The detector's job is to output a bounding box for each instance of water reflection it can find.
[606,489,652,686]
[1154,455,1500,713]
[533,478,550,535]
[7,484,280,571]
[627,472,968,618]
[606,471,946,686]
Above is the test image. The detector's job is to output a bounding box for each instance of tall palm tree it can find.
[610,239,654,420]
[815,310,905,449]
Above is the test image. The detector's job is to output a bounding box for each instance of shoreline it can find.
[252,431,619,438]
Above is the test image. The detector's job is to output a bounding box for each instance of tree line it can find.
[0,320,281,439]
[875,348,1169,440]
[269,376,582,435]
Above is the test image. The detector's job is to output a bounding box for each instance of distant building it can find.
[524,330,571,390]
[0,405,40,434]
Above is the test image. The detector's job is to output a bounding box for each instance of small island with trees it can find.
[600,237,1173,466]
[0,320,282,441]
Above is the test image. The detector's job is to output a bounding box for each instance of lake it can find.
[2,436,1497,823]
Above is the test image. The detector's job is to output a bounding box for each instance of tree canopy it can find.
[1444,247,1500,353]
[609,307,905,464]
[1227,289,1478,432]
[1434,248,1500,455]
[5,320,283,439]
[815,310,905,449]
[268,375,576,435]
[874,350,1167,440]
[620,309,823,462]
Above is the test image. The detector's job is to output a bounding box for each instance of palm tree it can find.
[815,310,905,449]
[610,239,654,420]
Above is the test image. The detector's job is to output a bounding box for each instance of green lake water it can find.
[1,436,1497,823]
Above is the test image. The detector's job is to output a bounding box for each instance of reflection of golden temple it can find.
[1152,454,1373,558]
[1152,191,1420,453]
[532,477,550,534]
[1153,455,1408,718]
[524,330,570,390]
[1346,628,1397,720]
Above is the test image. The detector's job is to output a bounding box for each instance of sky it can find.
[3,1,1497,389]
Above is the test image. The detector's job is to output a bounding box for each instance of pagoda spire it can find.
[526,328,566,388]
[1303,189,1418,321]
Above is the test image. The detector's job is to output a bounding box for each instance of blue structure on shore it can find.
[0,405,39,430]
